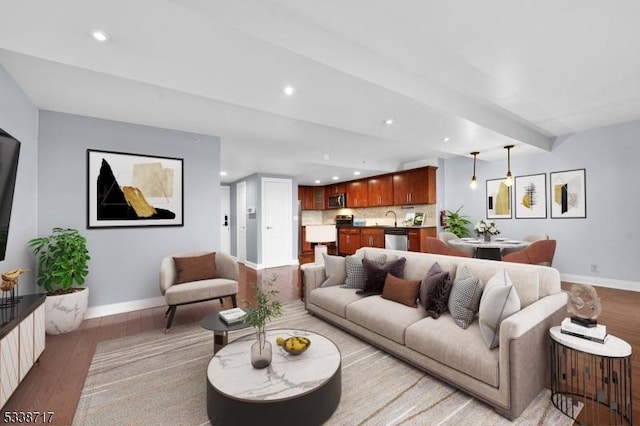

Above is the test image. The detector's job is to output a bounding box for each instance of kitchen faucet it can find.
[385,210,397,227]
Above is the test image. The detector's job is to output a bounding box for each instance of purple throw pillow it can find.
[419,262,453,318]
[358,257,407,295]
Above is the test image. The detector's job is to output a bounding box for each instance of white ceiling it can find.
[1,0,639,185]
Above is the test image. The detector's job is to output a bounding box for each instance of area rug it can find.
[74,302,575,425]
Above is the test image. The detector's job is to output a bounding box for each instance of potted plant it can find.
[474,219,500,242]
[443,206,472,237]
[243,275,283,369]
[28,227,90,335]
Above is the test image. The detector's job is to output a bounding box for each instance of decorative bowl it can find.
[277,336,311,355]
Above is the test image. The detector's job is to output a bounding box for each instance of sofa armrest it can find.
[301,264,327,302]
[497,291,567,418]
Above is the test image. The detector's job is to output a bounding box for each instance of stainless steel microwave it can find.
[327,193,346,209]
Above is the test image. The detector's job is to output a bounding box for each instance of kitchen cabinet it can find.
[325,183,346,196]
[300,186,325,210]
[407,227,437,252]
[346,180,368,208]
[392,167,436,205]
[368,175,393,207]
[360,228,385,248]
[338,227,361,255]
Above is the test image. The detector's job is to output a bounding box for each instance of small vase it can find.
[251,331,272,369]
[484,234,491,242]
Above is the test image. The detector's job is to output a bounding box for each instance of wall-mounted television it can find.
[0,129,21,261]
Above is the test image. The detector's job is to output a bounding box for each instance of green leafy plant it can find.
[243,275,283,344]
[27,227,90,295]
[443,206,472,238]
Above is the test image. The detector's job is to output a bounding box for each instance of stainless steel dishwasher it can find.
[384,227,408,251]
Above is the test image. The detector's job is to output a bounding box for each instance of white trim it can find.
[85,296,166,319]
[561,273,640,293]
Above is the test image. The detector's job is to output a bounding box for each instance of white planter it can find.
[44,287,89,335]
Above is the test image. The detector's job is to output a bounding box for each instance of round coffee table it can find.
[200,308,251,354]
[206,329,341,425]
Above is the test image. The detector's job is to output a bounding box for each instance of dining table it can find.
[448,237,531,260]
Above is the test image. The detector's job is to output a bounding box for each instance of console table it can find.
[549,326,633,425]
[0,293,46,408]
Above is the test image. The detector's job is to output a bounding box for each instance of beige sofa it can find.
[302,247,566,420]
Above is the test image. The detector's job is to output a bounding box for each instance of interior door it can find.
[236,181,247,263]
[220,185,231,253]
[261,177,292,267]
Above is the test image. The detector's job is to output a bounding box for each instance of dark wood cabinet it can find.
[300,186,325,210]
[338,227,361,255]
[392,167,436,205]
[325,183,346,196]
[360,228,385,248]
[407,227,437,252]
[346,180,368,208]
[368,175,393,207]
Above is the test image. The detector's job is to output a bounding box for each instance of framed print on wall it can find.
[87,149,184,228]
[514,173,547,219]
[486,178,512,219]
[550,168,586,218]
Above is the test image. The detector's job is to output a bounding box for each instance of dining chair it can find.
[438,231,458,245]
[522,233,549,242]
[425,237,472,258]
[502,239,556,266]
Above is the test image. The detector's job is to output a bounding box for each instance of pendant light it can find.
[469,151,479,189]
[504,145,514,187]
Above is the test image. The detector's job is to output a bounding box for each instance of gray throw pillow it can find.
[321,253,347,287]
[448,265,483,329]
[478,270,521,349]
[419,262,452,319]
[358,257,407,295]
[342,253,386,290]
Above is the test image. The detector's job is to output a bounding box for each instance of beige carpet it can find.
[74,302,575,425]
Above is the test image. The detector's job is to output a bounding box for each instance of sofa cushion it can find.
[405,314,500,387]
[346,296,426,344]
[173,252,218,284]
[342,253,386,289]
[321,253,346,287]
[165,278,237,305]
[381,274,420,308]
[308,286,364,318]
[448,265,483,329]
[419,263,453,319]
[358,257,407,295]
[478,270,521,349]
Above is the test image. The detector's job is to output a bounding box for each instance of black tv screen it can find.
[0,129,21,261]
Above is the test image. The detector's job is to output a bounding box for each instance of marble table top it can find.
[449,237,530,250]
[207,329,341,401]
[549,326,632,358]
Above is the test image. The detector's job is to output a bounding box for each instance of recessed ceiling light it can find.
[220,171,227,176]
[384,118,394,125]
[353,171,361,176]
[442,137,450,142]
[90,29,110,42]
[283,86,295,96]
[332,176,339,181]
[314,180,321,184]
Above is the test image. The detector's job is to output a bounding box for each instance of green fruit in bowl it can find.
[282,336,311,355]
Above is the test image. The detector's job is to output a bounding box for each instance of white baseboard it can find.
[561,273,640,292]
[85,296,166,319]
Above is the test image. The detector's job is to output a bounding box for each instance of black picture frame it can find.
[486,178,512,219]
[550,168,586,218]
[514,173,547,219]
[87,149,184,228]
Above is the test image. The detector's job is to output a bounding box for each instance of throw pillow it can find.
[381,274,420,307]
[321,253,347,287]
[342,253,387,290]
[173,252,218,284]
[419,262,453,319]
[358,257,407,295]
[478,270,521,349]
[448,265,483,329]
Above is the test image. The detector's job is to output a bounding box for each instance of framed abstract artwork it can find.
[514,173,547,219]
[87,149,184,228]
[486,178,512,219]
[550,168,586,218]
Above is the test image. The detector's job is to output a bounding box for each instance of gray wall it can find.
[0,65,39,295]
[442,119,640,286]
[37,111,222,308]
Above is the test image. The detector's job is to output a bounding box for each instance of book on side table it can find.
[219,307,247,325]
[560,317,608,343]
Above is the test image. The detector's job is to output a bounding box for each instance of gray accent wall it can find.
[37,111,221,308]
[443,119,640,286]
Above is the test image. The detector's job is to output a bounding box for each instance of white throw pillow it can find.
[321,253,347,287]
[478,269,521,349]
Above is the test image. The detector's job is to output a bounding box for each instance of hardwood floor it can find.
[2,266,637,425]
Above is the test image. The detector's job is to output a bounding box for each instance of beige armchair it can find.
[160,251,239,332]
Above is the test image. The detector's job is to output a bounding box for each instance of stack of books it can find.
[560,317,608,343]
[219,307,247,325]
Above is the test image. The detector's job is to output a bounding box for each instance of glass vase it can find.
[484,234,491,242]
[251,330,272,369]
